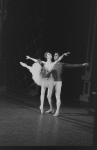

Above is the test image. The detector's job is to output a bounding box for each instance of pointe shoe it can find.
[20,62,26,67]
[39,106,44,114]
[45,109,54,114]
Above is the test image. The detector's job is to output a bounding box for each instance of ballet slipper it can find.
[45,109,54,114]
[20,62,26,67]
[53,112,59,117]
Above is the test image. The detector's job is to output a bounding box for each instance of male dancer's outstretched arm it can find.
[45,63,89,78]
[63,63,89,68]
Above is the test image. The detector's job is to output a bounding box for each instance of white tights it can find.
[39,85,53,113]
[53,81,62,116]
[40,81,62,116]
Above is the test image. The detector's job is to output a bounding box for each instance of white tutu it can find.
[29,62,54,88]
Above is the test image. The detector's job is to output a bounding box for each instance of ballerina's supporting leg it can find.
[20,61,46,113]
[40,86,46,114]
[45,87,54,114]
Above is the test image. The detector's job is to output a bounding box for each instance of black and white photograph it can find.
[0,0,97,148]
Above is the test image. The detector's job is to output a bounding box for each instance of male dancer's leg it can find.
[45,86,54,114]
[53,81,62,116]
[40,86,46,114]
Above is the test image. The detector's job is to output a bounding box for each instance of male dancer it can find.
[45,52,89,116]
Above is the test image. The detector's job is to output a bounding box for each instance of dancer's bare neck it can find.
[47,59,52,63]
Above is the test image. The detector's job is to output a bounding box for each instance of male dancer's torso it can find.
[51,62,64,81]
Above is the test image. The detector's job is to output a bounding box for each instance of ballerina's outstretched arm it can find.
[26,56,46,64]
[43,52,70,76]
[52,52,70,66]
[26,56,38,62]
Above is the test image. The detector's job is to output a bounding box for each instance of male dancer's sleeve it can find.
[63,63,85,68]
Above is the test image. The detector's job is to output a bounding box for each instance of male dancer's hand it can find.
[64,52,70,56]
[83,63,89,66]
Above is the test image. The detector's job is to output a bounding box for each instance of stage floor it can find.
[0,94,94,146]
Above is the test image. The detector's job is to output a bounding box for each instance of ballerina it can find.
[20,51,70,113]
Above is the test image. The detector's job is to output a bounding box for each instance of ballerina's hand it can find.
[64,52,70,56]
[26,56,30,59]
[83,63,89,66]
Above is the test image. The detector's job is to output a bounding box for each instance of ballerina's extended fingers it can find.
[64,52,70,56]
[26,56,30,59]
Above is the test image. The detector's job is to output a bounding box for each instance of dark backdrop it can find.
[2,0,45,94]
[2,0,92,102]
[42,0,92,102]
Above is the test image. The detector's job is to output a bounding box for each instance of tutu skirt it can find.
[29,62,54,88]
